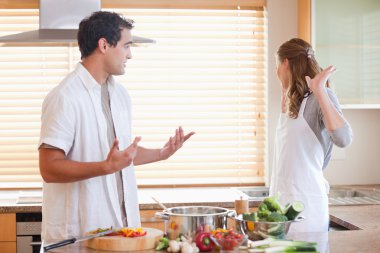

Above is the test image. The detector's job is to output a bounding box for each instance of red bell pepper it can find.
[195,232,214,252]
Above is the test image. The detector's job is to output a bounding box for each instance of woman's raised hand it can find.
[306,65,336,94]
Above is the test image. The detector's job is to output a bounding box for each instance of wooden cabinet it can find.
[314,0,380,106]
[298,0,380,107]
[0,213,16,253]
[297,0,311,43]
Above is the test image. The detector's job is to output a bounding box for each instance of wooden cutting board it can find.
[85,227,163,252]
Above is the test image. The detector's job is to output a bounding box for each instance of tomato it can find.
[211,229,244,251]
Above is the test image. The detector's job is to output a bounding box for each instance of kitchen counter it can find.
[40,229,380,253]
[330,205,380,230]
[2,186,380,252]
[38,206,380,253]
[1,187,380,230]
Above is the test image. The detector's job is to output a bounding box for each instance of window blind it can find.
[0,6,267,188]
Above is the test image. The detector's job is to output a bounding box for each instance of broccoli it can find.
[266,212,288,222]
[155,237,169,250]
[242,212,259,222]
[263,196,285,214]
[242,212,252,221]
[257,202,271,219]
[250,212,259,221]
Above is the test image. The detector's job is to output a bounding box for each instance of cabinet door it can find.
[0,213,16,241]
[0,242,16,253]
[0,213,16,253]
[314,0,380,106]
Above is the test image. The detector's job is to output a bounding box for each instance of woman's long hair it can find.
[277,38,329,118]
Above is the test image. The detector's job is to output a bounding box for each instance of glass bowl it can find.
[210,232,247,253]
[234,214,305,241]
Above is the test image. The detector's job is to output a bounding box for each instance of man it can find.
[39,11,194,242]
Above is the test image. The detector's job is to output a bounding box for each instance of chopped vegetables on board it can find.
[92,227,147,237]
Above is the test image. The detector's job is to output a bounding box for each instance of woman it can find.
[270,38,353,232]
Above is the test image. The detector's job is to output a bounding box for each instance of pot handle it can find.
[155,211,170,221]
[293,216,305,222]
[227,209,237,218]
[222,210,237,229]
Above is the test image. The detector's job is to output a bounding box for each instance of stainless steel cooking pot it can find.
[155,206,235,240]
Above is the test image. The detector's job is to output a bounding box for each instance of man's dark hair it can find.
[77,11,134,59]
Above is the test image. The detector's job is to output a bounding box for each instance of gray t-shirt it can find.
[303,88,353,169]
[101,83,127,227]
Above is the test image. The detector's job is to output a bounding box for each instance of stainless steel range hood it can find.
[0,0,155,45]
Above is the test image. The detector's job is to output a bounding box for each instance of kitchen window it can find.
[0,1,267,188]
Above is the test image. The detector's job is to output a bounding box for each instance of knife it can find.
[43,229,115,251]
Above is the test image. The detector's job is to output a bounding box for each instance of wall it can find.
[266,0,298,185]
[325,109,380,185]
[266,0,380,186]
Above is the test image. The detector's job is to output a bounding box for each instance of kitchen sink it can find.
[328,188,380,206]
[231,186,269,200]
[328,189,368,198]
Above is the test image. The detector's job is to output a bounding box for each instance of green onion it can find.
[248,238,318,253]
[270,240,317,247]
